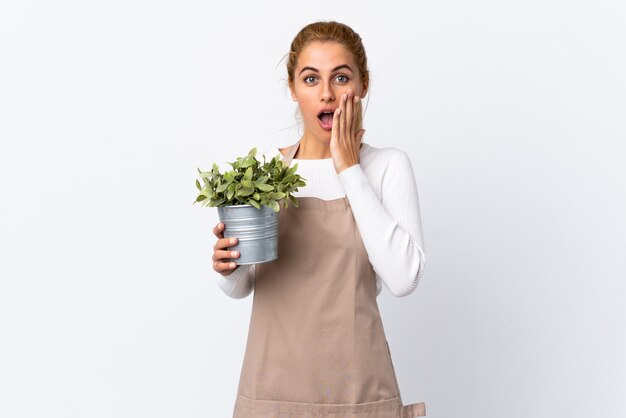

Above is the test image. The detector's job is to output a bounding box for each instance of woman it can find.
[212,21,427,418]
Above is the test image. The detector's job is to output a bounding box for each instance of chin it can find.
[319,128,332,139]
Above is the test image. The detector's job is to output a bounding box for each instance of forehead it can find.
[297,41,356,72]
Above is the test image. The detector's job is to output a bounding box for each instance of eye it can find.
[336,74,349,83]
[303,75,317,84]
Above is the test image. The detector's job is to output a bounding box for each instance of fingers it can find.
[334,100,342,143]
[340,91,361,145]
[213,248,240,273]
[345,91,353,141]
[213,259,239,274]
[212,222,240,275]
[213,222,225,239]
[332,104,341,143]
[213,235,238,251]
[352,95,360,132]
[337,93,345,145]
[212,222,238,248]
[212,248,240,262]
[341,92,348,144]
[356,128,366,144]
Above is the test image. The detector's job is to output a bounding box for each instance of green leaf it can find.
[226,186,235,200]
[244,166,253,180]
[240,157,256,168]
[268,200,280,212]
[256,183,273,192]
[240,186,255,196]
[254,175,269,184]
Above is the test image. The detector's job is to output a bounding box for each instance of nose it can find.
[320,80,335,103]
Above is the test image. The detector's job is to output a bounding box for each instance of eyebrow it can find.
[299,64,353,75]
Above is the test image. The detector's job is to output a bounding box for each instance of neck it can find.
[294,134,332,160]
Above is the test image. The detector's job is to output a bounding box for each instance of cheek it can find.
[299,102,317,118]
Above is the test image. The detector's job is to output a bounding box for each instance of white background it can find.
[1,1,625,417]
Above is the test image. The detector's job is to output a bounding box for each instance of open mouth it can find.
[317,110,335,119]
[317,110,334,130]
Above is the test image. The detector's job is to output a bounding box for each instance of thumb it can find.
[357,129,366,142]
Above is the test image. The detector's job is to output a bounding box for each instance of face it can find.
[289,40,368,142]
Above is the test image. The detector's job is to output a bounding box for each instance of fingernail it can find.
[231,251,238,257]
[230,238,237,244]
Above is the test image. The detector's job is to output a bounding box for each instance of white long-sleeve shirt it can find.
[214,142,426,299]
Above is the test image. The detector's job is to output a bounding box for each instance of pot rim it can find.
[217,203,279,211]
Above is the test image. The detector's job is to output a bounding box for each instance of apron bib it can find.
[232,140,426,417]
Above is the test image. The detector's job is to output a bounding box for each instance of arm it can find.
[337,150,426,297]
[215,263,255,299]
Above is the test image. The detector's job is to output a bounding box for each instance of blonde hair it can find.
[280,21,370,132]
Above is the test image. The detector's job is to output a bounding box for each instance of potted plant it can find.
[194,147,306,264]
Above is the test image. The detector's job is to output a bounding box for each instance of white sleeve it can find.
[215,264,255,299]
[337,150,426,297]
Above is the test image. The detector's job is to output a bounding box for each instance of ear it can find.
[360,80,369,99]
[288,82,297,102]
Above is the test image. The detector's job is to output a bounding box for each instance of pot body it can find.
[217,203,278,265]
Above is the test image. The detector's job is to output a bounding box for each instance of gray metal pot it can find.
[217,203,279,265]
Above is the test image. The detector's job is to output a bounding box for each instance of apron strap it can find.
[401,401,426,417]
[282,139,302,168]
